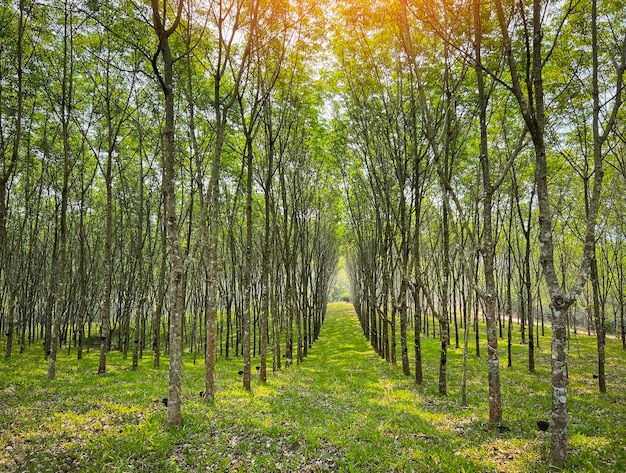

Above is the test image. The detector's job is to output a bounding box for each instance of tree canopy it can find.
[1,0,626,467]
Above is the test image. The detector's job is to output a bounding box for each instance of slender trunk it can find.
[1,0,24,360]
[399,280,410,376]
[259,131,273,381]
[4,291,15,359]
[617,253,626,350]
[453,277,459,349]
[48,3,73,381]
[242,138,253,390]
[154,220,167,368]
[591,252,606,392]
[272,265,281,371]
[474,0,502,425]
[285,272,293,367]
[506,197,514,368]
[77,189,87,360]
[149,0,186,421]
[204,99,226,403]
[474,258,480,358]
[526,236,534,372]
[162,36,185,427]
[413,285,423,384]
[295,276,303,363]
[98,144,113,375]
[507,248,513,369]
[132,153,145,371]
[439,318,448,396]
[461,291,470,406]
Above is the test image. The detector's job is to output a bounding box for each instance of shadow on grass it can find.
[1,302,625,472]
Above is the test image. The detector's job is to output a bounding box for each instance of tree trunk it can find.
[399,279,410,376]
[242,137,253,391]
[98,141,113,374]
[149,0,186,426]
[154,221,167,368]
[4,290,16,359]
[591,252,606,392]
[1,0,24,361]
[162,36,185,427]
[473,0,502,426]
[48,5,73,379]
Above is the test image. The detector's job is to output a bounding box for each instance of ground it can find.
[1,302,625,472]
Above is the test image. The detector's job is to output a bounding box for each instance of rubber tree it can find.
[149,0,185,427]
[0,0,27,360]
[203,0,251,403]
[492,0,626,463]
[46,0,76,381]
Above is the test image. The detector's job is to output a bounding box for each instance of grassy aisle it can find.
[1,302,626,472]
[262,302,473,472]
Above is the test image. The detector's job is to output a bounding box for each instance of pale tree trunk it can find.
[149,0,185,427]
[48,130,70,380]
[461,271,470,406]
[98,56,118,373]
[413,272,448,395]
[280,167,294,367]
[514,175,535,371]
[493,0,601,462]
[181,17,212,395]
[4,291,16,359]
[412,255,423,385]
[162,36,184,427]
[49,2,73,380]
[439,199,450,397]
[242,137,253,391]
[399,0,453,396]
[506,196,514,368]
[97,146,112,375]
[132,152,145,371]
[154,221,167,368]
[259,207,270,382]
[618,243,625,350]
[396,163,411,376]
[409,93,426,385]
[162,35,185,427]
[438,34,454,398]
[76,177,89,361]
[203,0,251,401]
[259,103,277,382]
[204,121,224,402]
[473,0,502,427]
[589,0,626,393]
[295,229,304,364]
[1,0,24,361]
[399,278,410,376]
[590,253,606,392]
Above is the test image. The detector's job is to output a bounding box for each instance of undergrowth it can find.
[0,302,624,472]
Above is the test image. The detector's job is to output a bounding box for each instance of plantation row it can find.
[2,0,626,466]
[335,0,626,467]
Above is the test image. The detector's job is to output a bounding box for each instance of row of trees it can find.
[0,0,340,426]
[332,0,626,466]
[3,0,626,466]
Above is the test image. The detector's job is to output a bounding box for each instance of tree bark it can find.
[149,0,186,427]
[242,137,253,391]
[473,0,502,426]
[1,0,24,361]
[48,2,73,380]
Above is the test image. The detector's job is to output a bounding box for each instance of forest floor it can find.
[1,302,625,472]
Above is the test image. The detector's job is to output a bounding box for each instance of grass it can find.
[0,302,625,472]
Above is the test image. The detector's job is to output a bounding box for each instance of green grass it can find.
[1,302,625,472]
